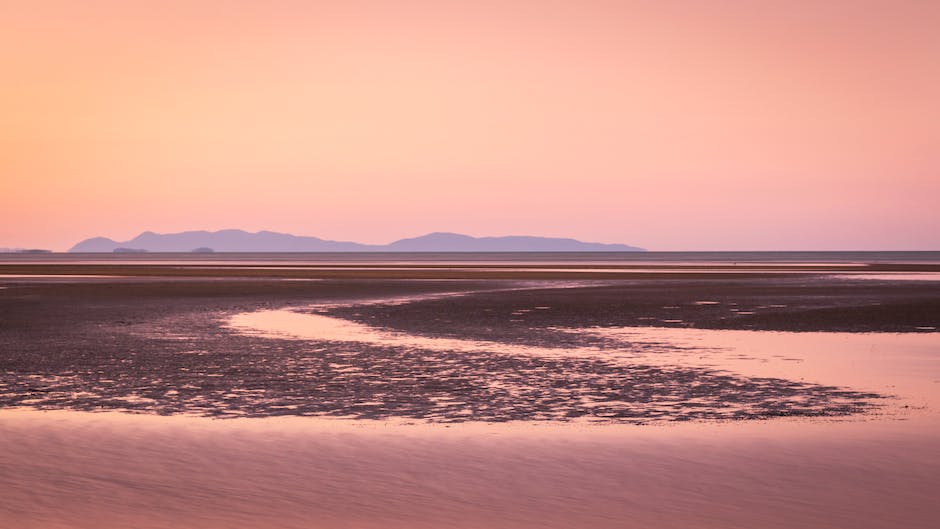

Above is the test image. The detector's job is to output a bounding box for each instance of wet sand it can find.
[0,410,938,529]
[1,263,939,527]
[1,276,915,421]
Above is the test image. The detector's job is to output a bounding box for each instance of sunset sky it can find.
[2,0,938,251]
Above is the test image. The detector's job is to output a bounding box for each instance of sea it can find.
[2,250,940,264]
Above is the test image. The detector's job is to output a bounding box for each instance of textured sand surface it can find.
[1,265,938,528]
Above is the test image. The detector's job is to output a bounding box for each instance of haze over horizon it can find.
[3,1,939,251]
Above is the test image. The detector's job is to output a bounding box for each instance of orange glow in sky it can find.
[2,0,938,250]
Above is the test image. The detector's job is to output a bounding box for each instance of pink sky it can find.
[2,0,938,251]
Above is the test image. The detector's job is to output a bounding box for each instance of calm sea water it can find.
[3,251,940,264]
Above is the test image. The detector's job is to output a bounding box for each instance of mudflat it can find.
[1,262,939,528]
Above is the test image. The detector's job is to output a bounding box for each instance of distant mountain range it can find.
[69,230,644,253]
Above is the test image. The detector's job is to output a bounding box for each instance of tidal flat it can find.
[1,259,939,528]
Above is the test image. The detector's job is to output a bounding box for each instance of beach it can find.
[2,410,939,529]
[1,258,939,527]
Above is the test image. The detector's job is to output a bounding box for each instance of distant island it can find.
[69,230,644,253]
[0,248,52,254]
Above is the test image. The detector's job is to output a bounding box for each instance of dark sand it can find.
[1,263,939,527]
[4,274,929,420]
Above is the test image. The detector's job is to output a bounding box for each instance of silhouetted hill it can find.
[70,230,365,252]
[385,232,642,252]
[69,230,644,252]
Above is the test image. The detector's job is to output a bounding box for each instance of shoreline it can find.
[3,259,940,281]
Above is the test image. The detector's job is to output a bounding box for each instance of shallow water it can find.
[829,272,940,281]
[1,406,938,529]
[229,309,940,400]
[3,281,940,528]
[585,326,940,425]
[226,307,940,424]
[228,309,562,356]
[0,274,119,279]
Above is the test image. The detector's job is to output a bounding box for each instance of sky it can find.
[2,0,938,251]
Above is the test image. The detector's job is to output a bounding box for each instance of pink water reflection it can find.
[3,311,938,528]
[229,308,940,426]
[587,326,940,425]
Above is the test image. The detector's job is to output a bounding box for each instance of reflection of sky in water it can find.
[4,302,884,424]
[229,310,571,357]
[584,327,940,420]
[0,288,923,425]
[828,273,940,281]
[228,308,940,424]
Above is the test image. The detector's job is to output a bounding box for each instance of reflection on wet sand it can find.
[2,406,939,529]
[219,307,889,423]
[2,269,939,529]
[829,272,940,281]
[584,326,940,422]
[0,302,885,423]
